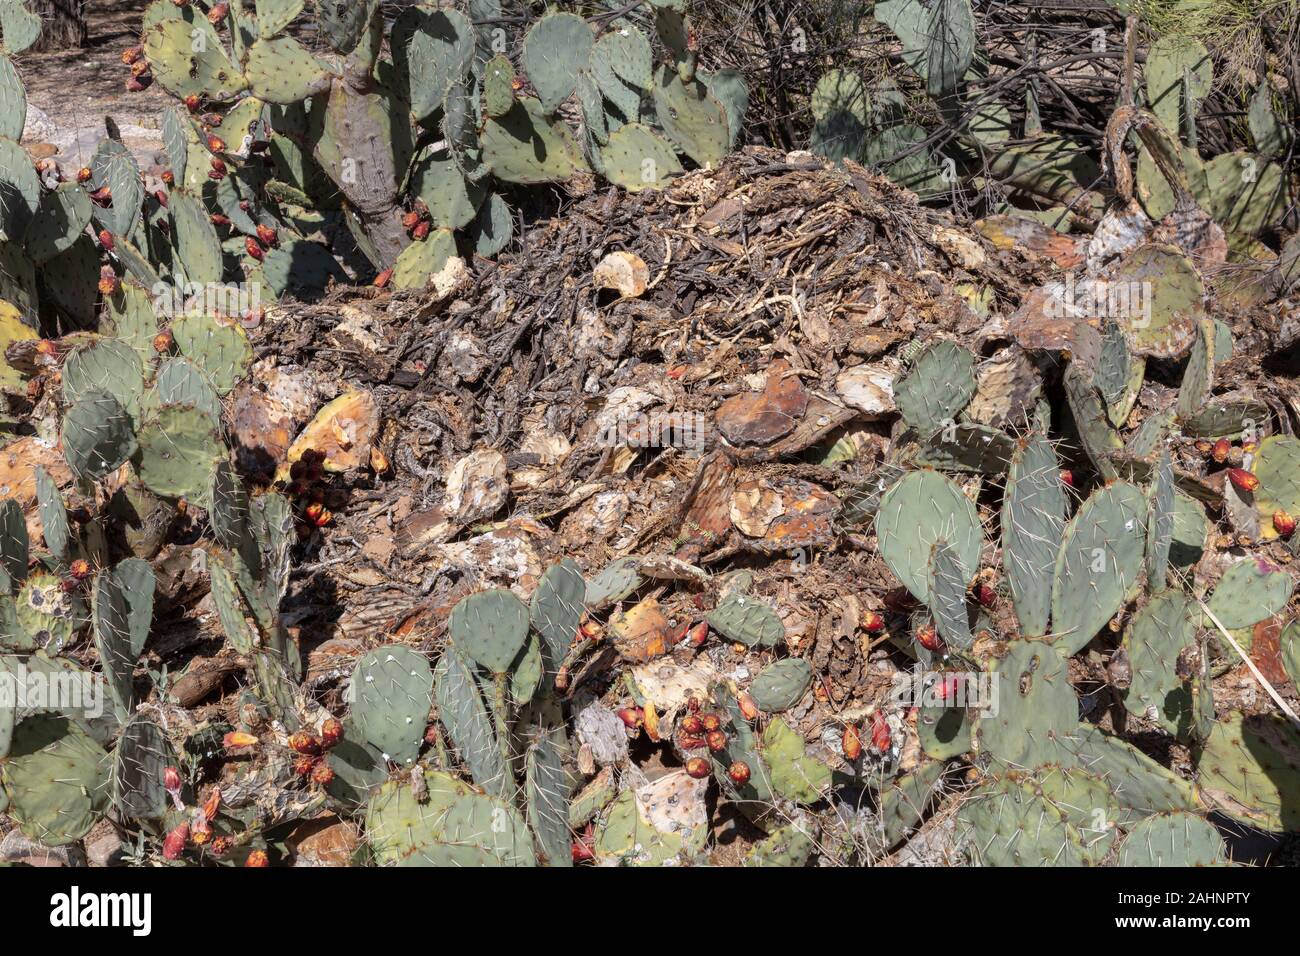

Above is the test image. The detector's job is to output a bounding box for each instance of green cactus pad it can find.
[977,642,1078,769]
[1146,449,1175,590]
[0,135,40,238]
[591,21,653,92]
[92,560,154,718]
[482,54,517,119]
[878,759,946,849]
[1204,558,1293,630]
[594,786,704,866]
[313,0,376,54]
[412,151,486,231]
[468,192,513,257]
[146,357,222,422]
[0,47,25,141]
[255,0,304,37]
[168,189,224,286]
[171,312,252,395]
[601,123,683,191]
[1062,725,1197,816]
[1122,590,1211,740]
[61,391,138,483]
[16,572,80,653]
[530,558,585,667]
[875,469,981,604]
[585,556,643,609]
[1196,712,1300,831]
[748,658,812,712]
[62,338,146,421]
[112,716,174,821]
[391,227,457,291]
[0,497,25,587]
[433,647,508,797]
[652,66,730,168]
[391,6,475,122]
[525,729,572,867]
[208,551,257,654]
[350,644,433,766]
[1252,436,1300,541]
[1,715,108,846]
[927,538,973,650]
[1179,395,1269,440]
[132,402,225,500]
[366,776,536,866]
[915,422,1015,474]
[480,97,587,184]
[1118,811,1227,866]
[33,467,67,567]
[958,770,1102,867]
[1050,481,1147,655]
[243,36,331,104]
[26,183,93,266]
[762,716,831,804]
[261,238,347,299]
[708,592,785,648]
[918,695,972,760]
[1002,431,1066,637]
[742,823,816,866]
[1106,243,1204,359]
[1145,36,1212,134]
[448,588,529,674]
[142,3,246,101]
[894,340,977,437]
[523,12,593,115]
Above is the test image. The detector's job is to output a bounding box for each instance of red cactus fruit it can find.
[1227,468,1259,493]
[685,757,711,779]
[842,723,863,761]
[705,730,727,752]
[727,761,750,785]
[163,823,189,860]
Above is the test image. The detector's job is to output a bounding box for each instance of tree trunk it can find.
[27,0,88,52]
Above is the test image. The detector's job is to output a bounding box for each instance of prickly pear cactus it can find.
[1196,712,1300,832]
[748,658,812,713]
[875,469,981,604]
[350,645,433,766]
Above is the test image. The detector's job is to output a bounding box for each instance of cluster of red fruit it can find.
[402,201,434,242]
[160,768,225,861]
[1193,440,1291,534]
[283,450,336,536]
[119,43,153,92]
[288,718,345,785]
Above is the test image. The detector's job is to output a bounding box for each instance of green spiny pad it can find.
[710,681,774,805]
[914,422,1015,474]
[1061,725,1197,816]
[146,357,222,421]
[365,775,535,866]
[704,69,747,150]
[391,227,457,291]
[102,283,158,362]
[1146,449,1175,590]
[448,588,529,674]
[62,338,145,421]
[243,36,331,104]
[1286,618,1300,694]
[1002,431,1066,637]
[0,657,16,752]
[1050,481,1147,655]
[761,716,831,804]
[350,645,432,766]
[0,135,39,240]
[1145,36,1212,133]
[0,0,41,55]
[591,21,652,91]
[594,785,705,866]
[0,496,25,587]
[87,138,142,240]
[1118,811,1227,866]
[442,81,489,183]
[168,189,223,286]
[977,642,1078,770]
[433,647,508,797]
[44,235,101,328]
[1200,152,1286,237]
[1122,590,1210,740]
[1106,243,1204,359]
[894,340,977,437]
[1176,320,1215,422]
[62,391,138,483]
[1204,558,1293,630]
[142,3,246,101]
[261,238,346,299]
[1062,364,1121,480]
[812,70,870,126]
[530,558,585,667]
[171,313,252,395]
[927,538,972,650]
[33,466,66,567]
[742,822,816,866]
[918,694,972,760]
[313,0,376,53]
[26,183,93,266]
[508,631,543,705]
[1252,436,1300,542]
[481,97,588,184]
[523,12,593,114]
[877,759,946,848]
[1180,396,1269,439]
[391,5,474,122]
[652,66,730,167]
[412,151,486,231]
[600,123,682,191]
[0,47,25,140]
[585,556,643,609]
[875,469,981,604]
[16,572,80,653]
[112,716,174,821]
[1196,712,1300,831]
[482,54,517,120]
[1,715,108,846]
[525,729,572,867]
[208,551,257,654]
[92,561,154,718]
[132,402,225,500]
[748,658,812,713]
[469,192,512,257]
[708,592,784,648]
[957,771,1097,867]
[255,0,304,37]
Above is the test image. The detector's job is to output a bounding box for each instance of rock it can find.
[85,827,125,867]
[292,821,361,866]
[0,829,73,866]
